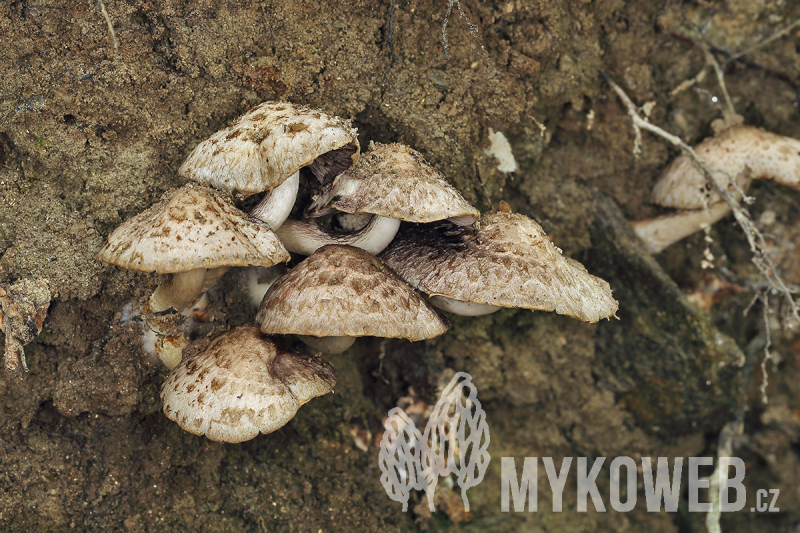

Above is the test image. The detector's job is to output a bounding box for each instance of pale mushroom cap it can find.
[161,325,336,443]
[307,142,480,223]
[96,184,289,274]
[256,244,450,340]
[652,126,800,209]
[178,101,360,196]
[380,212,619,323]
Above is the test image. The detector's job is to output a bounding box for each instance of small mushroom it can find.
[380,211,619,322]
[0,278,51,372]
[161,325,336,443]
[97,183,289,313]
[633,126,800,253]
[275,142,479,255]
[256,244,450,353]
[179,101,360,229]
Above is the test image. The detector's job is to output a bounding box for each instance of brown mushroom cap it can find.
[379,212,619,323]
[307,142,479,223]
[96,184,289,274]
[178,101,359,197]
[256,244,450,340]
[161,325,336,443]
[652,126,800,210]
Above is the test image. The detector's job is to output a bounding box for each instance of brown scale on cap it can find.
[97,184,288,274]
[179,101,360,197]
[380,212,619,323]
[161,325,336,443]
[256,244,450,342]
[307,141,479,224]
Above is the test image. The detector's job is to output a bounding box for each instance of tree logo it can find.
[379,372,491,512]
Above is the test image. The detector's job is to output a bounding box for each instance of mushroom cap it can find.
[178,101,360,197]
[161,325,336,443]
[256,244,450,340]
[652,126,800,209]
[379,212,619,323]
[307,142,479,223]
[96,184,289,274]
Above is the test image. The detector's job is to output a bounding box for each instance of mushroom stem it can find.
[148,268,207,313]
[428,295,502,316]
[249,170,300,229]
[275,215,401,256]
[147,266,231,314]
[298,335,356,354]
[632,202,732,254]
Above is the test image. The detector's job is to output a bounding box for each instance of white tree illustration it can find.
[378,407,426,511]
[423,372,490,511]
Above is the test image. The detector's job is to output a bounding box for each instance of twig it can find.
[759,295,775,405]
[96,0,119,51]
[601,70,800,325]
[723,17,800,66]
[387,0,400,63]
[700,43,735,118]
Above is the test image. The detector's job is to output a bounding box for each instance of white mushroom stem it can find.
[276,215,402,256]
[428,295,502,316]
[249,170,300,230]
[631,202,732,254]
[147,266,230,313]
[298,335,356,354]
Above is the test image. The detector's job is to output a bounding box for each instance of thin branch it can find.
[96,0,119,51]
[723,17,800,65]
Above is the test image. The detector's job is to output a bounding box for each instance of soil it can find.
[1,0,800,531]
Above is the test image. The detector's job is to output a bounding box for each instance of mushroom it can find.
[632,126,800,253]
[97,183,289,313]
[179,101,360,230]
[161,324,336,443]
[256,244,450,353]
[275,142,480,255]
[379,211,619,322]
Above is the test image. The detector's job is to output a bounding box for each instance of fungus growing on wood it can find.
[256,244,450,353]
[380,211,618,322]
[161,324,336,443]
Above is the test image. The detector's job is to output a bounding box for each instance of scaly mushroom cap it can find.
[307,142,479,223]
[257,244,450,340]
[161,325,336,443]
[179,101,360,197]
[96,184,289,274]
[652,126,800,209]
[380,212,619,323]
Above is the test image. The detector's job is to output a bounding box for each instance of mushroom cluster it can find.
[97,101,618,442]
